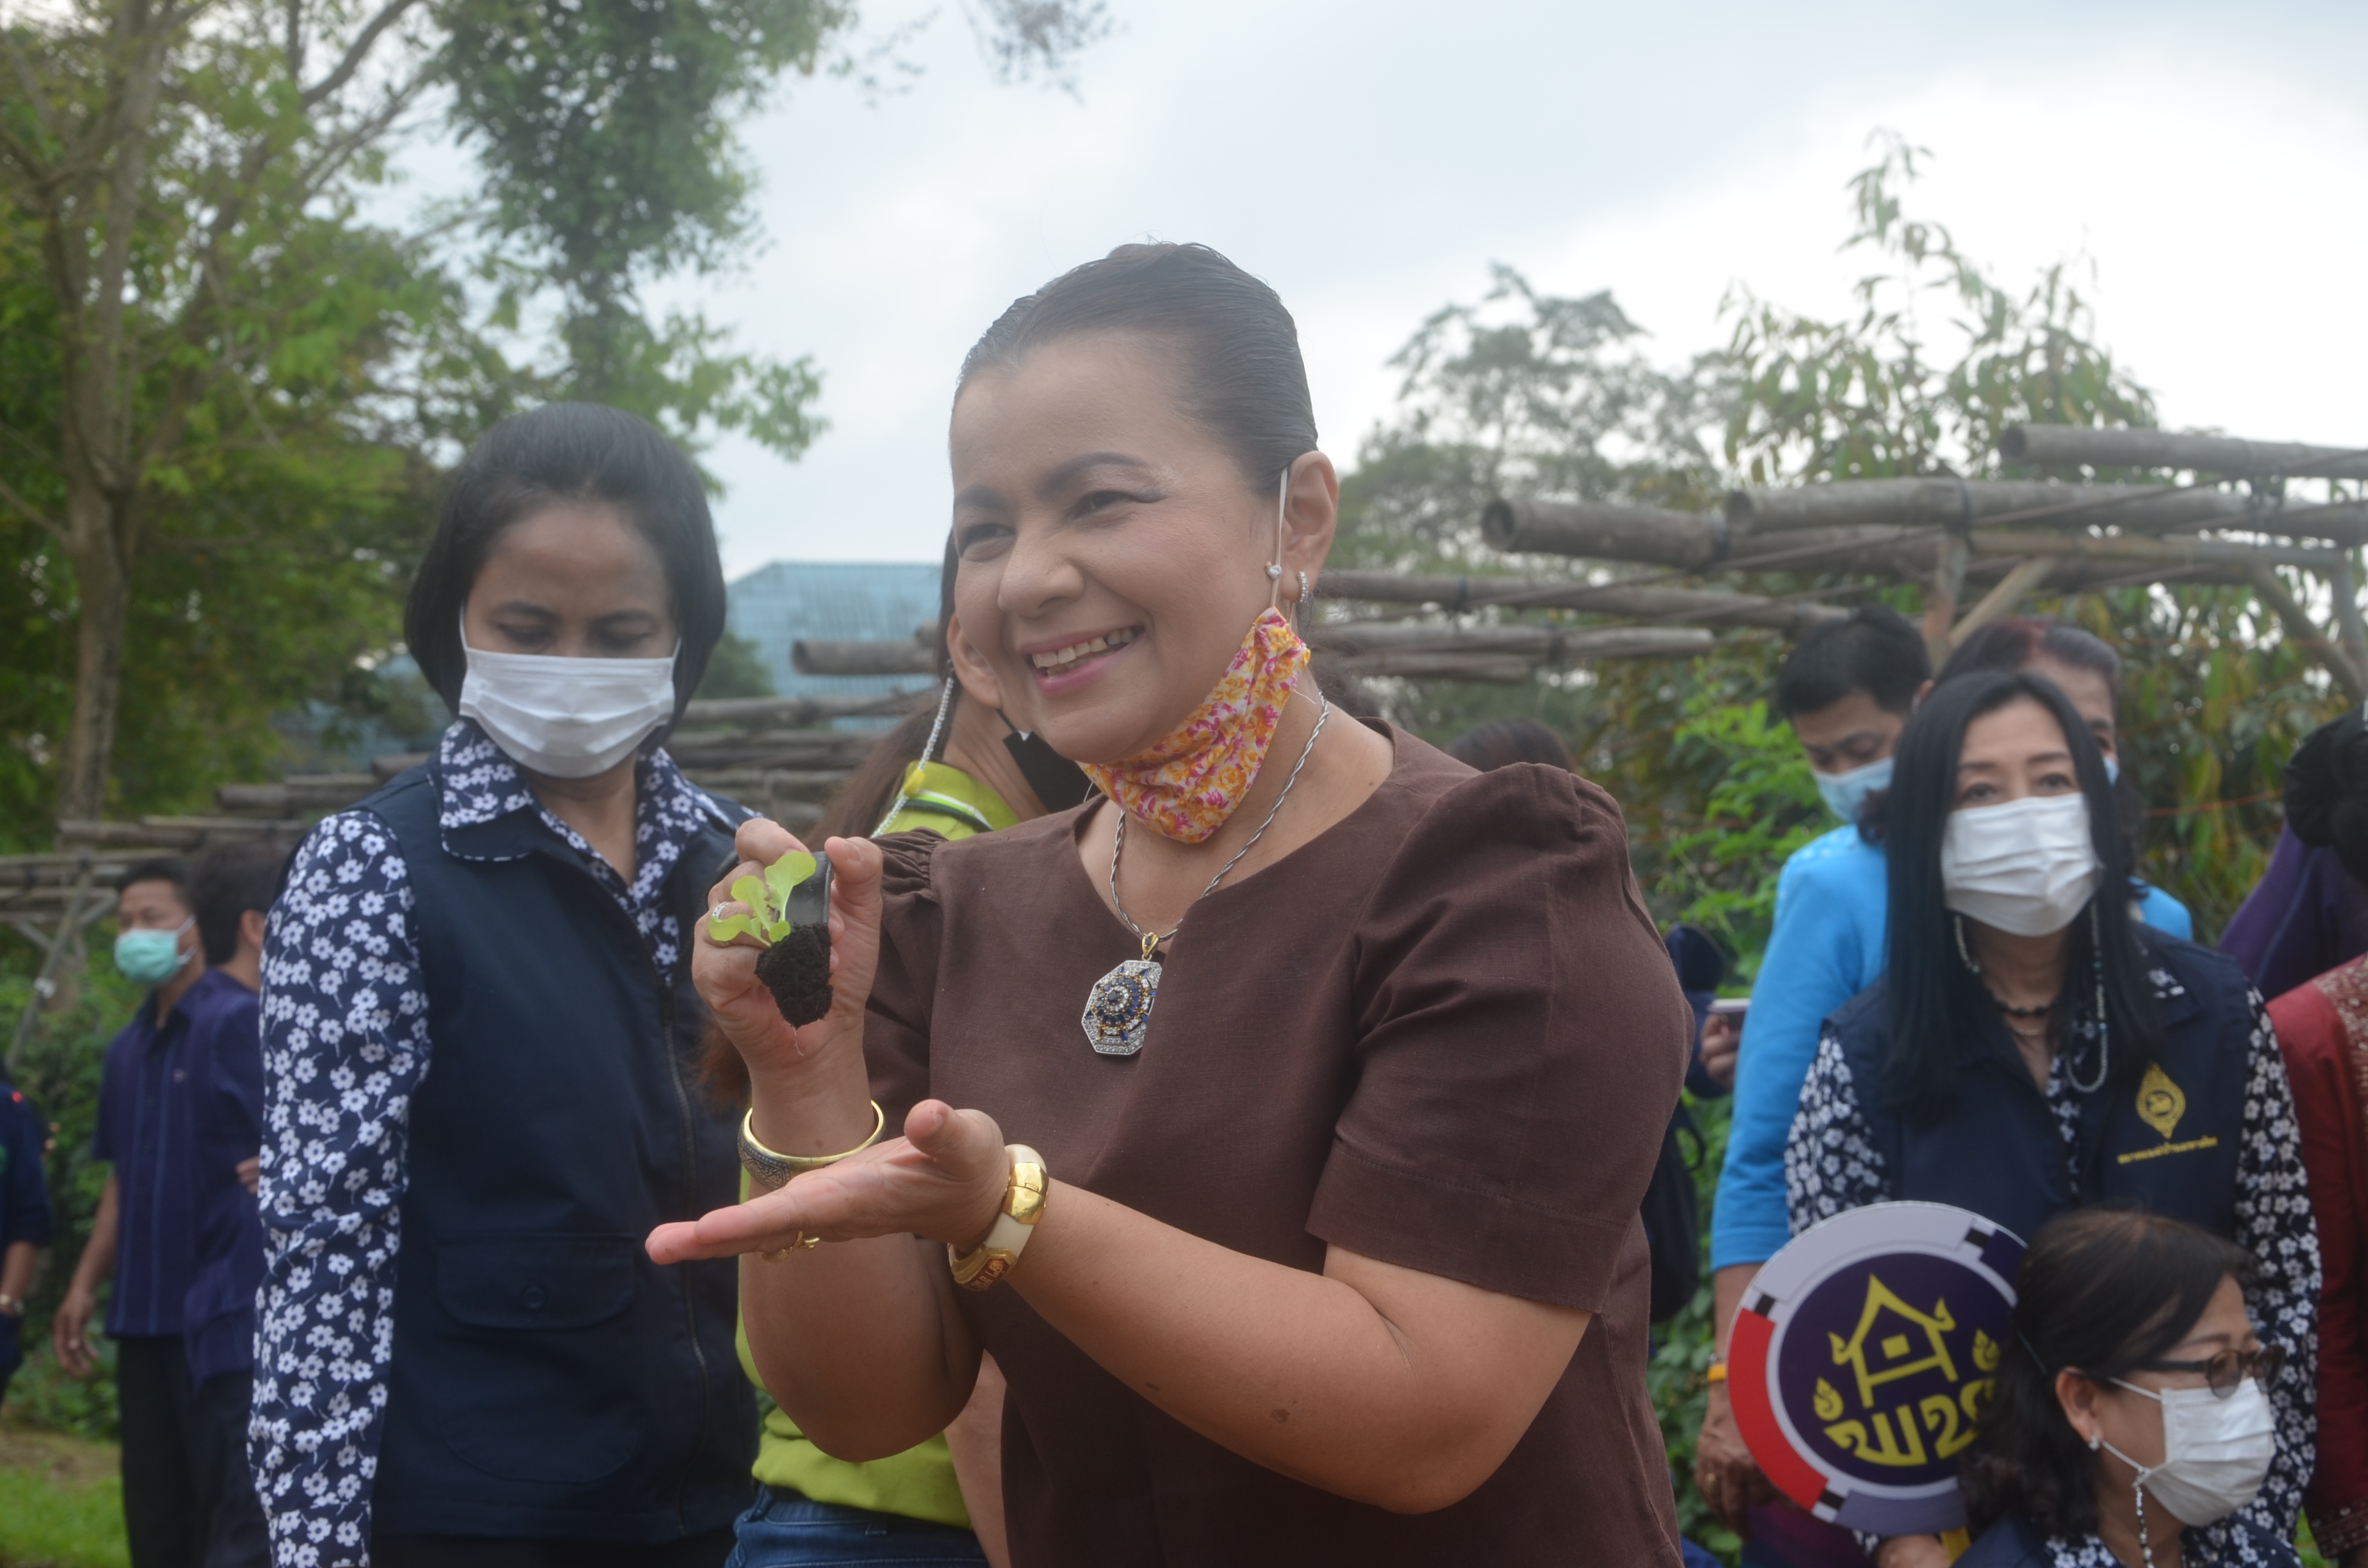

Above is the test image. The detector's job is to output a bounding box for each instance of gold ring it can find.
[757,1230,822,1262]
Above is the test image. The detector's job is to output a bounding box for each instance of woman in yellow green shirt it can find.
[722,593,1086,1568]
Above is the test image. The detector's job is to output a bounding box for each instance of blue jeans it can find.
[727,1487,987,1568]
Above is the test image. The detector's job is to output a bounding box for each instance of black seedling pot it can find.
[753,856,833,1026]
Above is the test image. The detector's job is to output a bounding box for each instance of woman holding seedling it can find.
[652,243,1696,1565]
[252,404,757,1566]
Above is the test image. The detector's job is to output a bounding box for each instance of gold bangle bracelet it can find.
[947,1145,1048,1292]
[739,1100,886,1192]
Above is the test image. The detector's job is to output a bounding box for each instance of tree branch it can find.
[0,471,63,537]
[300,0,425,109]
[2248,562,2366,705]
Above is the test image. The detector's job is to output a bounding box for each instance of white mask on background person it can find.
[457,619,678,779]
[1940,792,2101,936]
[1816,755,1895,824]
[2100,1377,2276,1528]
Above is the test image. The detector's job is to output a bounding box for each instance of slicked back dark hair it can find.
[192,840,290,965]
[1936,616,2123,698]
[1772,604,1930,721]
[957,243,1317,492]
[406,403,725,734]
[1867,669,2161,1122]
[1960,1207,2251,1540]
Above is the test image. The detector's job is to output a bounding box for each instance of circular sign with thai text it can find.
[1729,1202,2025,1537]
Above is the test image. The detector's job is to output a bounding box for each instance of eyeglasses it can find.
[2132,1344,2286,1398]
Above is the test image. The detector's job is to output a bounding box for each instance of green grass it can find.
[0,1424,127,1568]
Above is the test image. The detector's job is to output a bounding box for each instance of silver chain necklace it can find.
[1079,696,1331,1056]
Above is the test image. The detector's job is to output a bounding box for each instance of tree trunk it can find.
[56,490,134,825]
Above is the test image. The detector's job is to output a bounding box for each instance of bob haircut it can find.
[1866,669,2161,1122]
[1960,1206,2252,1540]
[957,242,1317,493]
[405,403,725,729]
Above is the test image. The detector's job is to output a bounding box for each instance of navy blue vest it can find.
[1829,929,2253,1248]
[361,760,754,1542]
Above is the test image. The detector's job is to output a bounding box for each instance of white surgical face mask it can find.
[1816,755,1895,824]
[2100,1376,2276,1528]
[1941,792,2101,937]
[457,619,678,780]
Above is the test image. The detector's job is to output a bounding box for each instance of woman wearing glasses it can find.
[1783,669,2317,1568]
[1957,1207,2298,1568]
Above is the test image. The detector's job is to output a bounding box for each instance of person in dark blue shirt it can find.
[180,840,282,1568]
[53,856,265,1568]
[0,1072,54,1414]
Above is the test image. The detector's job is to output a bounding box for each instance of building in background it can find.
[726,560,941,708]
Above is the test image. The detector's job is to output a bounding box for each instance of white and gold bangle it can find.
[948,1145,1047,1292]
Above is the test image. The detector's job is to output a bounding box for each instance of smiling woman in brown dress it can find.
[649,242,1693,1566]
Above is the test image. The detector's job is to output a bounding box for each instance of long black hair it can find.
[1868,669,2162,1122]
[1959,1206,2251,1539]
[406,403,726,733]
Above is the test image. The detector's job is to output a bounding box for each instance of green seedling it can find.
[712,852,818,945]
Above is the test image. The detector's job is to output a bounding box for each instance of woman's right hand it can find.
[696,819,885,1085]
[1693,1382,1775,1531]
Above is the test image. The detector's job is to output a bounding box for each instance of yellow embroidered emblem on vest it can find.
[2137,1063,2186,1141]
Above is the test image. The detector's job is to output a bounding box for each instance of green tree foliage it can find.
[1336,135,2354,1561]
[0,0,1105,833]
[695,630,778,699]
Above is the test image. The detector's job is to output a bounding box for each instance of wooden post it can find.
[2248,562,2367,705]
[1950,558,2056,650]
[1923,533,1969,667]
[8,863,95,1074]
[2001,426,2368,482]
[2331,557,2368,695]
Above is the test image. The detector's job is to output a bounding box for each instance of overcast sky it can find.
[589,0,2368,575]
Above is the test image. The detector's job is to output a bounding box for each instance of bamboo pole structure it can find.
[792,640,937,677]
[2246,564,2368,705]
[1316,569,1846,632]
[1950,559,2055,650]
[1725,478,2271,537]
[1310,622,1714,661]
[2001,427,2368,482]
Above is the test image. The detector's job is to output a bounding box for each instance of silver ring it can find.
[709,904,729,923]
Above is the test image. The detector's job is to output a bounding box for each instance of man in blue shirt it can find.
[53,857,267,1568]
[1691,610,2194,1567]
[0,1072,54,1414]
[180,842,280,1568]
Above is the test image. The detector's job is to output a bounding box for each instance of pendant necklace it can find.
[1081,696,1331,1056]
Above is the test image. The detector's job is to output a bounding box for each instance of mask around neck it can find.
[2101,1376,2275,1528]
[1080,607,1311,844]
[456,618,678,780]
[1940,792,2101,937]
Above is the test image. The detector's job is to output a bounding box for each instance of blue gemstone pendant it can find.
[1082,957,1160,1056]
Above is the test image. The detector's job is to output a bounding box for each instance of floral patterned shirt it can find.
[1785,963,2320,1555]
[248,722,739,1566]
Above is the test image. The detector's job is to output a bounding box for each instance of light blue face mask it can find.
[2104,754,2121,786]
[115,920,193,987]
[1816,755,1895,824]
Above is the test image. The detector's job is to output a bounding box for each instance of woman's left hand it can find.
[648,1098,1012,1262]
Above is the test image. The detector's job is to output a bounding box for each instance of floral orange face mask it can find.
[1081,607,1311,844]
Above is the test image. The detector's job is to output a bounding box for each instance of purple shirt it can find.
[93,967,260,1339]
[2223,826,2368,1001]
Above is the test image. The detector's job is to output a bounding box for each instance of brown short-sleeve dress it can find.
[864,723,1692,1566]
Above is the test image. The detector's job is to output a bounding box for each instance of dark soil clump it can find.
[756,923,833,1025]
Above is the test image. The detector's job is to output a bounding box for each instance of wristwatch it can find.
[0,1294,24,1319]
